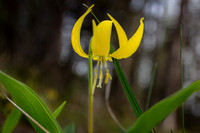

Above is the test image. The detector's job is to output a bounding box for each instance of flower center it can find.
[92,56,112,93]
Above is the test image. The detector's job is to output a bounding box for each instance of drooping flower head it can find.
[71,5,144,88]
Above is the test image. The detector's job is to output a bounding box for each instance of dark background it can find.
[0,0,200,132]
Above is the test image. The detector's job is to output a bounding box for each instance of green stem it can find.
[82,4,100,23]
[88,41,93,133]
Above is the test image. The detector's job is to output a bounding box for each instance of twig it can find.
[105,77,125,130]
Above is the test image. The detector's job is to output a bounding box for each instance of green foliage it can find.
[64,123,75,133]
[127,80,200,133]
[53,101,67,119]
[110,45,143,118]
[2,108,21,133]
[0,71,63,133]
[146,62,157,110]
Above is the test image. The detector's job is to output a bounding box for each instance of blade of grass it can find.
[180,24,184,133]
[82,4,100,23]
[53,101,67,119]
[2,107,21,133]
[146,62,157,110]
[127,80,200,133]
[110,45,143,117]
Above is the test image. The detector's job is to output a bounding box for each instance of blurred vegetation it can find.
[0,0,200,132]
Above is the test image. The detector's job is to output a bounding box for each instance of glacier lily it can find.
[71,5,144,89]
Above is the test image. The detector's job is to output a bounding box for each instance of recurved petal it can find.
[71,5,94,58]
[109,18,144,59]
[107,14,128,47]
[91,20,112,56]
[92,19,97,34]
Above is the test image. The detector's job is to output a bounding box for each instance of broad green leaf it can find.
[64,123,75,133]
[0,71,63,133]
[127,80,200,133]
[110,45,143,118]
[53,101,67,119]
[3,108,21,133]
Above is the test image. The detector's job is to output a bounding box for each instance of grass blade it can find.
[110,45,143,118]
[0,71,63,133]
[53,101,67,119]
[146,62,157,110]
[2,107,21,133]
[127,80,200,133]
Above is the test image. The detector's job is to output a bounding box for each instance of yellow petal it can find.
[92,19,97,34]
[71,5,94,58]
[107,14,128,47]
[91,20,112,56]
[109,18,144,59]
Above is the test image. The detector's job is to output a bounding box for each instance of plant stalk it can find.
[88,41,93,133]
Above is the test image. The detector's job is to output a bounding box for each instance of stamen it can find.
[104,58,112,84]
[105,69,112,84]
[97,57,103,88]
[92,61,99,94]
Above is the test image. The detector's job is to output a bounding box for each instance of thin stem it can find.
[82,4,100,23]
[146,62,157,110]
[105,79,125,130]
[1,93,49,133]
[180,24,185,133]
[88,41,93,133]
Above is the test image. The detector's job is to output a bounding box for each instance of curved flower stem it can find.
[88,41,93,133]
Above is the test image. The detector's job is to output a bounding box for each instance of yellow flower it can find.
[71,5,144,88]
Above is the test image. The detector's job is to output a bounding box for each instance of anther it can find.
[105,69,112,84]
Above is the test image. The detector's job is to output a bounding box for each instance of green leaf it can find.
[110,45,143,118]
[2,108,21,133]
[64,123,75,133]
[0,71,63,133]
[146,62,157,110]
[53,101,67,119]
[127,80,200,133]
